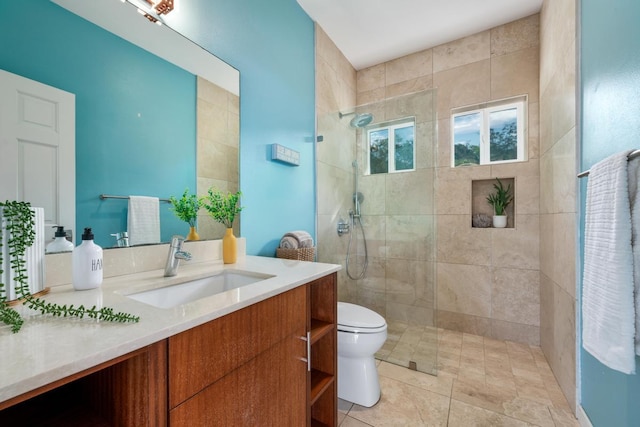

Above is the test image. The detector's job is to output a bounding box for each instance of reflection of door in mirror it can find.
[0,70,75,242]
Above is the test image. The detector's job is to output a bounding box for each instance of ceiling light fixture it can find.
[125,0,174,25]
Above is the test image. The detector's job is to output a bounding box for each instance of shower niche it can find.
[471,178,515,228]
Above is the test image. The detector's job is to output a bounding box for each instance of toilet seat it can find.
[338,302,387,334]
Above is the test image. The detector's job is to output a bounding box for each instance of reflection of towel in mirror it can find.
[127,196,160,246]
[280,230,313,249]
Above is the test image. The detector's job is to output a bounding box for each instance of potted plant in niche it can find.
[169,188,201,241]
[201,188,243,264]
[486,178,513,228]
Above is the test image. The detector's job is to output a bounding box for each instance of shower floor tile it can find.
[342,328,579,426]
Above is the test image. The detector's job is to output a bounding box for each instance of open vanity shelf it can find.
[309,274,338,427]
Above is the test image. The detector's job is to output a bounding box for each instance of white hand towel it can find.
[127,196,160,246]
[629,156,640,356]
[582,150,636,374]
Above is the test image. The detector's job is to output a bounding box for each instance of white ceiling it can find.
[297,0,543,70]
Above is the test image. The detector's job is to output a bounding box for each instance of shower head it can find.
[339,111,374,128]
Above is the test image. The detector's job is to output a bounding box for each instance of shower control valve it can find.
[337,219,350,236]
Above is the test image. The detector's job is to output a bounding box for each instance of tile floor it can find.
[340,329,579,426]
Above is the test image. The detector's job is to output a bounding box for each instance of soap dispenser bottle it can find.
[46,226,74,253]
[72,227,103,290]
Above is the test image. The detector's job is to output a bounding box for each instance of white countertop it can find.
[0,255,340,404]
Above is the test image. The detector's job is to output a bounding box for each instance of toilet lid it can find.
[338,302,386,330]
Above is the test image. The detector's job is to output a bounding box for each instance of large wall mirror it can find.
[0,0,239,248]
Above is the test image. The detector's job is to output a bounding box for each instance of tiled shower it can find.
[316,9,577,410]
[317,89,438,373]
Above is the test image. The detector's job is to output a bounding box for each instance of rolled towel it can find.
[283,230,313,248]
[279,235,299,249]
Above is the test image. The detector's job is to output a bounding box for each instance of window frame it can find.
[365,117,416,175]
[451,96,527,168]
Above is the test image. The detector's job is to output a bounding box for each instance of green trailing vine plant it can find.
[0,200,139,333]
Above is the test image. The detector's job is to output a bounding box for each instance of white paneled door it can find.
[0,69,75,242]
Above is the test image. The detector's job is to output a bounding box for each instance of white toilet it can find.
[337,302,388,407]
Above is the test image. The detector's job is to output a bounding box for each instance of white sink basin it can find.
[125,270,274,309]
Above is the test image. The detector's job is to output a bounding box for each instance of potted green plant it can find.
[201,188,243,264]
[486,178,513,228]
[169,188,201,241]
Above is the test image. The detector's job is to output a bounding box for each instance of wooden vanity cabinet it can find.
[0,272,338,426]
[168,272,338,426]
[168,285,308,426]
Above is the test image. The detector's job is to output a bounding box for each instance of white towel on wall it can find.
[582,150,636,374]
[127,196,160,246]
[629,156,640,355]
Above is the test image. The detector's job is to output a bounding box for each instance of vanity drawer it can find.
[168,285,307,408]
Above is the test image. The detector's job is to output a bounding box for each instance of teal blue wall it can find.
[168,0,317,256]
[1,0,317,256]
[0,0,196,247]
[580,1,640,425]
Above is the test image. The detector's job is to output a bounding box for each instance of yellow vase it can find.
[186,226,200,241]
[223,228,237,264]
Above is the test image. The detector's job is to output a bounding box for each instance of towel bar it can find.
[577,149,640,178]
[99,194,171,203]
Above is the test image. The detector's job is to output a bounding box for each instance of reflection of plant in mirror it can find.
[0,201,139,333]
[201,188,243,229]
[169,188,201,227]
[486,178,513,216]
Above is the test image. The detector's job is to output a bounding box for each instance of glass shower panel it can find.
[316,88,438,376]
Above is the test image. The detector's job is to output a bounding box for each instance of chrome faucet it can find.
[164,235,192,277]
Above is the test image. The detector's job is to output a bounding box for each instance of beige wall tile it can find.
[540,52,576,152]
[539,273,555,365]
[491,14,540,57]
[437,215,492,265]
[492,214,540,270]
[385,49,433,86]
[385,169,434,215]
[434,59,491,120]
[490,319,540,346]
[358,173,386,215]
[433,31,491,73]
[553,213,577,298]
[514,174,540,215]
[491,47,540,103]
[415,120,437,170]
[386,258,434,307]
[528,102,540,160]
[356,87,386,105]
[538,2,577,410]
[437,262,492,317]
[540,1,576,94]
[552,128,577,213]
[437,118,451,168]
[386,75,434,99]
[357,63,385,93]
[492,268,540,326]
[553,284,576,409]
[437,310,492,336]
[436,177,471,215]
[539,214,554,278]
[386,215,434,261]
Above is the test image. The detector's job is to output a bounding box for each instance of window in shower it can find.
[451,96,527,167]
[366,118,415,175]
